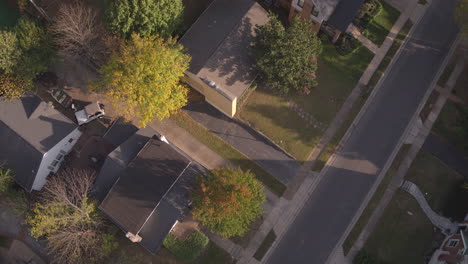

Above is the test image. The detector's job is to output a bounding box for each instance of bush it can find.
[336,34,360,56]
[354,0,383,29]
[163,230,209,261]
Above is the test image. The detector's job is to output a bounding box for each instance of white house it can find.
[0,95,82,191]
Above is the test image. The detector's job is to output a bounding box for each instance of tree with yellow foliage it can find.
[93,34,190,126]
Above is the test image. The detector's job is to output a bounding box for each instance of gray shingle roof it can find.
[327,0,365,32]
[0,95,77,190]
[0,95,77,153]
[97,128,203,253]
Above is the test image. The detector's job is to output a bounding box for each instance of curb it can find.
[326,19,461,264]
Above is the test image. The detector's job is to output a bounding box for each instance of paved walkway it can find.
[346,56,465,261]
[347,24,379,53]
[226,1,436,263]
[0,204,49,263]
[184,101,300,185]
[286,0,425,197]
[401,181,458,234]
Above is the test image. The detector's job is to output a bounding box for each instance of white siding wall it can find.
[32,128,82,191]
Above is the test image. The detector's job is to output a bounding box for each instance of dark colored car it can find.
[50,88,73,108]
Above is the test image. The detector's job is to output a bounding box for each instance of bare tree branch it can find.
[49,0,111,68]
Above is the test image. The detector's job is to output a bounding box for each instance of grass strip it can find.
[253,230,277,261]
[368,20,413,88]
[171,111,286,196]
[342,144,411,254]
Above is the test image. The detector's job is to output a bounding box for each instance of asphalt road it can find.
[266,0,459,263]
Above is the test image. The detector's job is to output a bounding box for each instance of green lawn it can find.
[406,151,466,219]
[363,0,401,46]
[433,101,468,155]
[195,241,236,264]
[363,191,437,264]
[240,40,373,161]
[0,0,19,28]
[368,20,413,88]
[342,144,411,254]
[171,112,286,196]
[437,58,457,86]
[106,234,234,264]
[253,230,276,261]
[452,65,468,102]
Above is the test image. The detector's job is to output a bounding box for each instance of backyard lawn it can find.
[239,40,373,161]
[363,191,438,264]
[362,0,400,46]
[0,0,19,28]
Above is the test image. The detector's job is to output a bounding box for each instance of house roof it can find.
[313,0,341,23]
[0,121,42,190]
[327,0,365,32]
[179,0,269,98]
[0,95,77,153]
[98,128,202,253]
[94,127,154,201]
[0,95,77,190]
[102,117,139,148]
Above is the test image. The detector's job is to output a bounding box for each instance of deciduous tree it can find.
[50,0,111,67]
[0,18,53,100]
[106,0,184,38]
[191,168,265,238]
[27,169,116,264]
[254,15,321,94]
[93,33,190,126]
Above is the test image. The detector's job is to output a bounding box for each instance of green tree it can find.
[456,0,468,35]
[106,0,184,38]
[14,18,54,81]
[0,31,20,74]
[0,165,28,217]
[191,168,266,238]
[0,18,54,100]
[27,170,117,264]
[93,33,190,126]
[254,15,321,94]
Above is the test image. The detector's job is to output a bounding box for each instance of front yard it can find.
[363,191,439,264]
[433,100,468,156]
[406,151,467,220]
[354,0,401,46]
[239,40,373,161]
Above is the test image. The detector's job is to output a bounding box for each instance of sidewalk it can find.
[286,0,425,198]
[235,1,434,263]
[346,57,465,261]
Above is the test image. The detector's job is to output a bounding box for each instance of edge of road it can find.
[325,12,461,264]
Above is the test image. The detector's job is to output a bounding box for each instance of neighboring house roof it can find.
[179,0,270,98]
[313,0,341,23]
[327,0,365,32]
[98,128,202,253]
[102,117,139,148]
[94,127,154,201]
[0,95,77,190]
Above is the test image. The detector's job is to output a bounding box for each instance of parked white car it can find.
[74,102,105,125]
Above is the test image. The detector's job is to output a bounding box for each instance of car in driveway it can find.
[50,88,73,108]
[74,102,105,125]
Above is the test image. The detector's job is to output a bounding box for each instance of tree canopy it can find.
[106,0,184,38]
[27,170,117,264]
[191,168,265,238]
[254,15,321,94]
[93,33,190,126]
[0,18,53,99]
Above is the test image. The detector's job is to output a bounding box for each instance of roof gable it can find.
[0,95,77,153]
